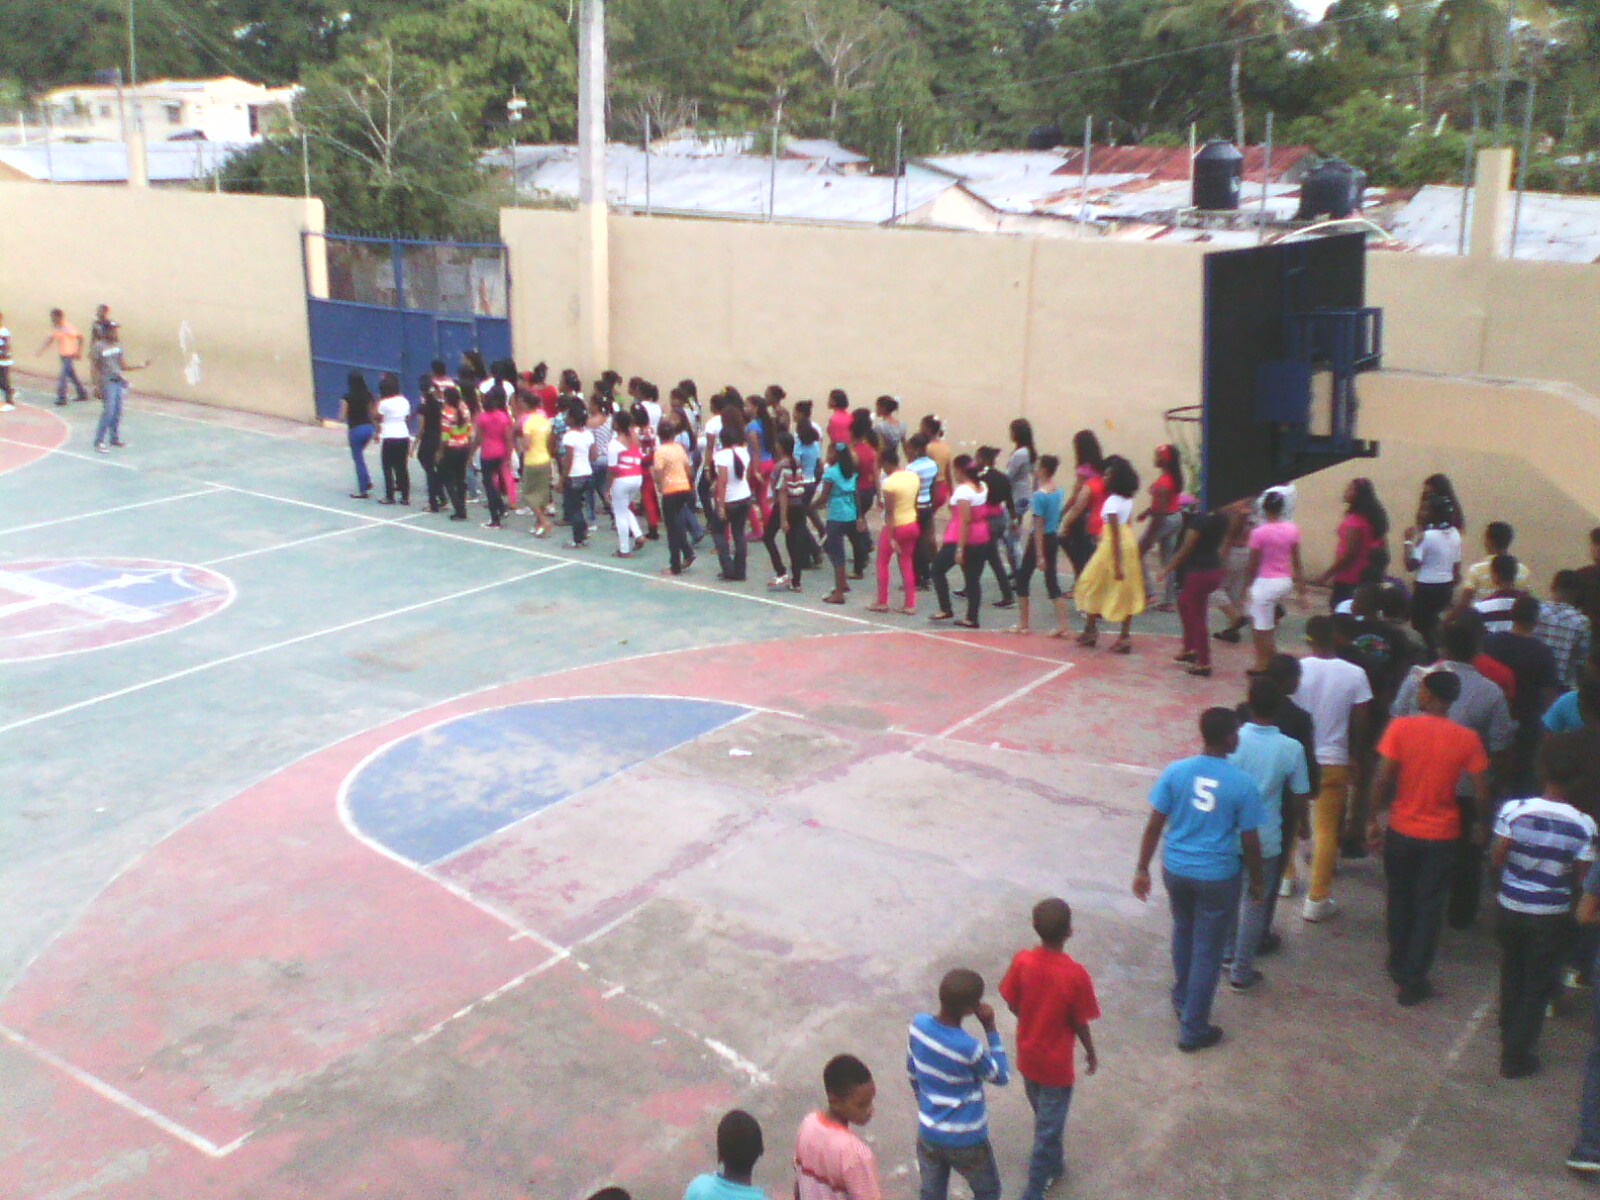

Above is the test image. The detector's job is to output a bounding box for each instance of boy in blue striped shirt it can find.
[1492,736,1599,1079]
[907,968,1010,1200]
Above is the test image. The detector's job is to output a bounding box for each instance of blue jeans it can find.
[57,356,86,402]
[917,1137,1000,1200]
[588,461,609,522]
[94,379,124,446]
[1020,1080,1074,1200]
[1576,960,1600,1155]
[1165,867,1242,1045]
[348,423,374,494]
[1227,852,1281,983]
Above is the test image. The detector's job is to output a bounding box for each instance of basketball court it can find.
[0,387,1588,1200]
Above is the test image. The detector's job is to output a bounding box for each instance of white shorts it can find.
[1248,576,1294,631]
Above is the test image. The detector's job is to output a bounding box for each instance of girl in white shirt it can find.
[1073,455,1147,651]
[1404,494,1463,659]
[713,419,753,581]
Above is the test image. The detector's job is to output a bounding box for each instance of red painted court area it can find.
[0,404,69,474]
[0,629,1230,1199]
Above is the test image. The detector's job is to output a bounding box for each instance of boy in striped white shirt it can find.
[1493,736,1599,1079]
[906,968,1010,1200]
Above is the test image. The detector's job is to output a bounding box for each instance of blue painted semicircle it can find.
[345,696,749,866]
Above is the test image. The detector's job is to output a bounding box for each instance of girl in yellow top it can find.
[517,395,554,538]
[1074,455,1146,652]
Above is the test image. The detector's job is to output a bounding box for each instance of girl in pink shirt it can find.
[1245,489,1306,672]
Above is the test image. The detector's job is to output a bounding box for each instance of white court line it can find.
[0,562,572,738]
[136,405,310,441]
[200,513,425,567]
[0,1022,247,1158]
[1348,989,1496,1200]
[0,433,138,471]
[0,488,219,537]
[932,662,1073,740]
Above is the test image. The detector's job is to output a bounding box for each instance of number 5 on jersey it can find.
[1192,777,1218,813]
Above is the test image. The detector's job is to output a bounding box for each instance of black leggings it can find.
[1411,581,1454,660]
[713,499,750,580]
[1014,537,1061,599]
[914,504,936,585]
[439,447,470,517]
[419,443,443,510]
[481,456,506,525]
[934,542,993,624]
[1062,518,1095,576]
[764,515,816,587]
[663,491,694,573]
[381,438,411,502]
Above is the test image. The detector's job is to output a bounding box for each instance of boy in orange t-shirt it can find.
[998,898,1100,1200]
[38,307,87,406]
[1369,670,1491,1006]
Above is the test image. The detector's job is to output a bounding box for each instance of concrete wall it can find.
[500,207,1597,572]
[0,182,323,421]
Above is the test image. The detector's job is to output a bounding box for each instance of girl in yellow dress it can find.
[1074,454,1147,652]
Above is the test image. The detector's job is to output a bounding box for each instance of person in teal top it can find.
[1547,675,1597,734]
[812,446,860,607]
[684,1110,768,1200]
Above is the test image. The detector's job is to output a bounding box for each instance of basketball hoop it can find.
[1164,403,1203,504]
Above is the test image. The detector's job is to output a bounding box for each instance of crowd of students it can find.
[336,358,1600,1190]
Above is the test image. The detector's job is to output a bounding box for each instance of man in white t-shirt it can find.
[1296,614,1373,922]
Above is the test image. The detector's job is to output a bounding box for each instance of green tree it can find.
[838,52,944,169]
[225,39,501,238]
[1147,0,1298,146]
[1284,91,1423,181]
[791,0,904,127]
[384,0,577,145]
[884,0,1033,144]
[0,0,205,90]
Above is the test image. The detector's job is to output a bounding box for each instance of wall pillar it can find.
[1468,147,1513,260]
[576,0,611,378]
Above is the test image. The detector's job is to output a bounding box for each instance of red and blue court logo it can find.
[0,557,234,661]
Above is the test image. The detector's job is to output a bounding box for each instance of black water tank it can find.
[1296,158,1360,220]
[1193,140,1244,210]
[1027,123,1064,150]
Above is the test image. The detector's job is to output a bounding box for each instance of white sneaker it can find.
[1302,897,1338,923]
[1278,875,1296,898]
[0,403,15,412]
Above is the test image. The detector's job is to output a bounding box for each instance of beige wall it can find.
[500,208,1598,574]
[503,210,1206,461]
[0,182,323,421]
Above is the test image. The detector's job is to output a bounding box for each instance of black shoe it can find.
[1212,626,1243,644]
[1229,969,1264,992]
[1397,980,1434,1007]
[350,492,370,500]
[1179,1026,1224,1052]
[54,399,67,407]
[379,497,396,505]
[1500,1052,1541,1079]
[1256,931,1282,957]
[1340,839,1368,860]
[994,599,1016,609]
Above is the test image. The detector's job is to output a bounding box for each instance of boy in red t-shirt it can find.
[998,898,1100,1200]
[1369,670,1492,1006]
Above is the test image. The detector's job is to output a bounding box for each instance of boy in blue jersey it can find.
[684,1109,767,1200]
[907,968,1010,1200]
[1134,707,1266,1051]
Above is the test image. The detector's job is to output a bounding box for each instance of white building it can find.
[41,76,297,144]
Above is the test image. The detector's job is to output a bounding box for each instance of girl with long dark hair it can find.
[1316,477,1389,607]
[811,439,859,605]
[339,371,375,499]
[1403,494,1462,658]
[713,418,753,581]
[1073,454,1146,652]
[930,455,996,628]
[1008,454,1069,638]
[764,432,813,592]
[1057,429,1107,579]
[1137,443,1184,610]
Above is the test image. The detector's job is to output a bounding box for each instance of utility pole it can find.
[576,0,610,379]
[126,0,148,188]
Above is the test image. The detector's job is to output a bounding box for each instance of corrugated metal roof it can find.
[1053,144,1314,183]
[0,140,249,184]
[492,144,953,225]
[1390,184,1600,263]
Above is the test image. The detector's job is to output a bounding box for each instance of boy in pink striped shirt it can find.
[793,1054,881,1200]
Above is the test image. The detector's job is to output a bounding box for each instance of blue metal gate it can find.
[304,233,514,420]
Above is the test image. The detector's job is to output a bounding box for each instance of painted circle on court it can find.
[0,556,235,661]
